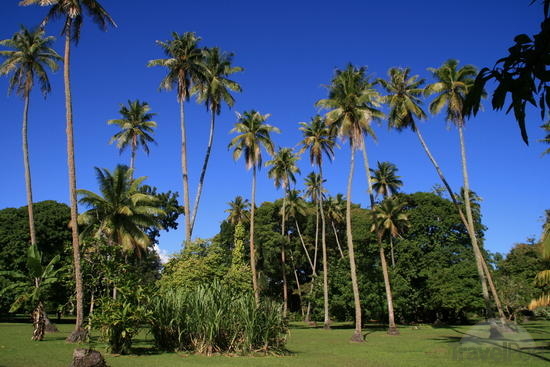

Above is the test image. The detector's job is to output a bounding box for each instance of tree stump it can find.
[69,349,107,367]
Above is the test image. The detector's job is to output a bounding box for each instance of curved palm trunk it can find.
[180,100,192,245]
[281,193,288,317]
[250,166,260,304]
[190,109,216,235]
[22,92,36,247]
[63,28,85,343]
[331,221,345,258]
[347,146,363,342]
[319,166,330,329]
[130,135,136,174]
[360,138,375,208]
[414,122,506,323]
[295,219,315,273]
[379,245,398,335]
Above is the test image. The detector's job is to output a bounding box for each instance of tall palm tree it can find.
[108,100,157,172]
[190,47,243,235]
[298,115,336,329]
[316,63,383,342]
[370,161,403,266]
[78,165,164,255]
[147,32,206,245]
[380,65,506,324]
[21,0,116,342]
[229,110,280,303]
[370,197,409,335]
[370,161,403,200]
[225,196,250,225]
[304,172,325,275]
[325,194,346,259]
[284,189,315,272]
[0,26,61,250]
[266,147,300,317]
[426,59,506,324]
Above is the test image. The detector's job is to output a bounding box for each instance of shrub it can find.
[150,281,287,354]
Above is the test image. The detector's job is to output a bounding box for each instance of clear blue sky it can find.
[0,1,547,258]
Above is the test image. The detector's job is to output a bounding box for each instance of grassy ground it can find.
[0,320,549,366]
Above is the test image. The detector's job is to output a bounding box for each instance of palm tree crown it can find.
[108,100,157,166]
[370,197,410,242]
[298,115,336,167]
[0,26,61,97]
[378,67,427,131]
[425,59,477,127]
[77,165,164,254]
[283,189,307,221]
[225,196,250,225]
[304,172,326,203]
[229,110,280,170]
[316,63,384,147]
[370,161,403,199]
[266,147,301,190]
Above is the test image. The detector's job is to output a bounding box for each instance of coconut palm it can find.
[370,161,403,200]
[77,165,164,255]
[316,63,383,341]
[0,244,63,341]
[0,26,61,250]
[370,161,403,266]
[426,59,506,324]
[147,31,206,245]
[266,147,300,317]
[190,47,243,235]
[108,100,156,172]
[225,196,250,225]
[298,115,336,329]
[370,197,409,335]
[284,189,314,272]
[229,110,280,303]
[21,0,116,342]
[304,172,325,274]
[325,194,346,259]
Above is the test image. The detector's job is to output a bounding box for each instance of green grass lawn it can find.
[0,320,549,366]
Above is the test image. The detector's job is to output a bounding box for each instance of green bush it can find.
[150,281,287,354]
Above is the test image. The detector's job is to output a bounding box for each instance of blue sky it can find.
[0,0,548,258]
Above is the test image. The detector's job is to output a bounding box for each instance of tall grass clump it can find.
[150,281,287,354]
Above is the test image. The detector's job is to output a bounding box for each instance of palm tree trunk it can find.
[360,137,375,208]
[180,100,192,245]
[63,27,86,343]
[289,252,304,317]
[281,194,288,317]
[347,145,363,342]
[331,221,345,258]
[415,122,506,323]
[379,245,398,335]
[250,166,260,304]
[390,237,395,268]
[190,109,216,235]
[130,135,136,174]
[22,92,36,247]
[319,166,330,329]
[295,219,315,273]
[313,199,319,271]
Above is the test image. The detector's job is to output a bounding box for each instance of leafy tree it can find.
[190,47,243,235]
[77,165,165,255]
[0,244,63,340]
[426,59,506,323]
[229,110,279,303]
[317,64,384,341]
[0,26,61,251]
[108,100,157,172]
[138,185,184,245]
[266,147,300,317]
[21,0,116,342]
[148,32,206,245]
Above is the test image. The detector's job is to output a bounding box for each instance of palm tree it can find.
[0,26,61,250]
[370,161,403,266]
[225,196,250,225]
[228,110,280,303]
[147,32,206,245]
[426,59,506,324]
[0,244,63,341]
[190,47,243,235]
[540,121,550,156]
[370,197,409,335]
[316,63,383,342]
[370,161,403,200]
[21,0,116,342]
[108,100,157,173]
[298,115,336,329]
[304,172,325,275]
[266,147,300,317]
[284,189,315,272]
[77,165,164,255]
